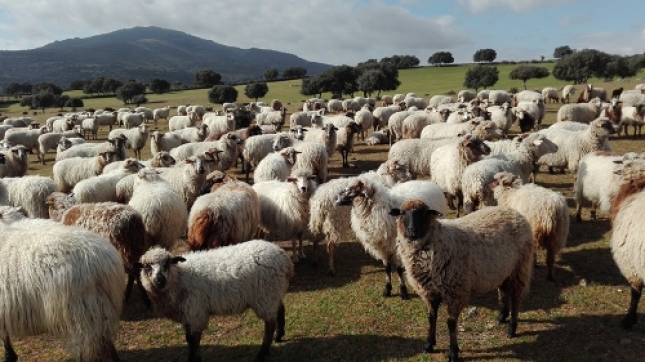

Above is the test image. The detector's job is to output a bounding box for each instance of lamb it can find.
[81,117,99,139]
[0,175,58,218]
[301,123,338,156]
[137,241,293,362]
[309,160,412,276]
[128,168,188,249]
[153,105,171,124]
[542,87,560,103]
[391,201,533,361]
[52,151,118,192]
[0,145,28,178]
[335,177,446,299]
[158,156,212,210]
[335,121,362,168]
[489,90,513,105]
[354,104,374,139]
[169,123,209,143]
[188,172,260,250]
[109,123,149,159]
[0,211,124,362]
[252,168,317,263]
[562,85,577,103]
[55,135,127,161]
[364,128,391,145]
[620,104,645,137]
[461,133,559,214]
[537,117,615,174]
[430,135,491,216]
[168,111,199,131]
[489,172,569,280]
[253,147,300,183]
[607,159,645,329]
[37,128,85,164]
[72,159,145,203]
[151,131,184,155]
[46,195,149,301]
[556,97,604,123]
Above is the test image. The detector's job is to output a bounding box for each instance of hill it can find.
[0,26,331,87]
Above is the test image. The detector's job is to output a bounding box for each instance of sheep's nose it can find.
[300,187,307,193]
[153,275,166,289]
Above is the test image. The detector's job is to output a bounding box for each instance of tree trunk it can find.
[523,81,527,90]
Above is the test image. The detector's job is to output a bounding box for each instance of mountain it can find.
[0,26,331,87]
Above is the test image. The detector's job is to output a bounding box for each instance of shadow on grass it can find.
[119,334,425,362]
[470,315,645,361]
[567,218,611,247]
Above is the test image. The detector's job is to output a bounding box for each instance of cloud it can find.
[457,0,574,13]
[0,0,471,65]
[574,30,645,56]
[557,14,592,28]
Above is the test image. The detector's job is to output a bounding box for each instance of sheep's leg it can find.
[423,298,441,353]
[290,237,300,264]
[397,266,408,300]
[4,337,17,362]
[101,337,121,362]
[245,163,252,183]
[256,319,277,362]
[507,292,521,338]
[124,273,136,301]
[575,202,583,223]
[342,150,349,168]
[590,201,597,220]
[185,329,202,362]
[446,314,460,362]
[298,233,306,260]
[275,302,286,342]
[497,280,510,324]
[621,284,643,329]
[327,240,336,276]
[383,262,393,297]
[545,247,556,281]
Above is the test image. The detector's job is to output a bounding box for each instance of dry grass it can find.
[2,73,645,361]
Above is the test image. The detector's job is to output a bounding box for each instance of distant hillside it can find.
[0,26,331,87]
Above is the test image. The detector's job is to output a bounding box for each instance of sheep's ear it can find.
[613,160,623,164]
[389,208,402,216]
[185,158,195,164]
[427,209,442,217]
[171,257,186,264]
[286,177,297,183]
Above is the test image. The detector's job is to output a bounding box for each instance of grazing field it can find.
[1,66,645,361]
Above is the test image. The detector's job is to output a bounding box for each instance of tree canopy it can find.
[553,45,574,59]
[149,78,170,94]
[116,81,147,104]
[264,68,279,81]
[244,82,269,101]
[4,82,32,95]
[282,67,307,79]
[509,65,550,89]
[379,55,420,69]
[428,51,455,67]
[208,85,238,104]
[65,97,84,112]
[83,77,123,96]
[463,65,499,91]
[33,82,63,95]
[473,49,497,63]
[194,70,222,87]
[552,49,612,84]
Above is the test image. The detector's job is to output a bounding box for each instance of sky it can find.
[0,0,643,66]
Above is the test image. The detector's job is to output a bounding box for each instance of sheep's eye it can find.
[144,265,152,273]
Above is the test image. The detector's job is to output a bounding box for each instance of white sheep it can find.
[461,133,559,214]
[373,103,406,130]
[169,123,210,143]
[620,104,645,136]
[109,123,149,159]
[253,168,317,263]
[0,212,124,362]
[391,201,533,360]
[354,104,374,139]
[537,117,615,174]
[170,132,241,171]
[547,121,590,132]
[137,241,293,362]
[72,159,145,203]
[487,102,513,134]
[53,152,118,192]
[299,123,338,157]
[0,145,28,178]
[489,90,512,105]
[458,90,476,102]
[51,117,75,133]
[158,156,212,210]
[120,112,145,129]
[202,112,235,135]
[151,131,184,155]
[489,172,569,280]
[364,129,391,146]
[129,168,188,249]
[403,95,427,109]
[80,117,99,139]
[335,121,362,168]
[420,119,502,140]
[556,97,603,123]
[253,147,300,183]
[562,85,577,103]
[290,110,324,129]
[387,109,417,142]
[401,108,450,139]
[37,128,85,164]
[4,125,47,155]
[134,106,154,123]
[242,133,283,181]
[168,111,199,131]
[542,87,560,103]
[94,111,118,131]
[272,134,330,184]
[188,172,260,250]
[152,105,171,124]
[177,105,187,116]
[0,175,58,218]
[55,136,127,161]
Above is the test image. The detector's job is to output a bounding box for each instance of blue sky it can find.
[0,0,642,65]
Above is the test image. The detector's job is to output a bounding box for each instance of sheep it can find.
[387,109,418,142]
[202,112,235,134]
[461,133,559,214]
[373,102,406,130]
[430,135,491,215]
[103,152,176,174]
[153,105,171,124]
[168,111,199,131]
[4,125,47,155]
[177,105,187,116]
[271,133,330,183]
[607,159,645,329]
[354,104,374,139]
[514,89,543,104]
[52,117,75,133]
[420,119,502,140]
[242,133,283,181]
[46,195,149,301]
[151,130,184,155]
[556,97,604,123]
[401,108,450,139]
[381,95,394,106]
[388,138,458,177]
[290,110,324,129]
[253,169,317,263]
[55,135,127,161]
[548,121,591,132]
[620,104,645,137]
[540,87,560,103]
[458,90,476,102]
[80,117,99,139]
[365,128,391,145]
[134,106,154,123]
[253,147,300,184]
[137,241,292,362]
[335,121,362,168]
[485,135,524,157]
[256,108,287,130]
[171,132,241,172]
[562,85,577,103]
[157,156,212,210]
[580,83,608,102]
[477,89,490,101]
[186,105,206,120]
[72,159,145,203]
[37,128,85,164]
[300,123,338,156]
[3,117,32,128]
[109,123,149,159]
[327,99,344,113]
[188,173,260,250]
[0,175,58,218]
[489,90,512,105]
[611,87,624,99]
[428,95,454,108]
[390,201,533,360]
[404,96,427,110]
[487,102,513,134]
[392,93,405,103]
[0,145,28,178]
[128,168,187,249]
[537,117,616,174]
[489,172,569,280]
[0,211,124,362]
[95,111,118,131]
[170,123,209,143]
[120,112,145,129]
[53,151,118,192]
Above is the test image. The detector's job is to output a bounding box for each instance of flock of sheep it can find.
[0,82,644,361]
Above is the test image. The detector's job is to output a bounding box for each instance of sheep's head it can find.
[336,178,375,206]
[272,133,290,152]
[203,148,223,164]
[286,169,317,195]
[384,159,412,183]
[136,247,186,291]
[45,192,77,221]
[522,133,558,157]
[347,121,362,135]
[488,172,523,196]
[246,125,263,137]
[324,124,338,138]
[123,158,145,173]
[200,170,236,195]
[154,151,177,167]
[461,135,491,159]
[290,126,307,140]
[390,199,441,241]
[185,157,208,175]
[591,117,617,136]
[280,147,300,165]
[10,145,28,162]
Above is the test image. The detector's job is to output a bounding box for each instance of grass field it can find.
[1,66,645,361]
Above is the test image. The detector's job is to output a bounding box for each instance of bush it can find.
[208,85,238,104]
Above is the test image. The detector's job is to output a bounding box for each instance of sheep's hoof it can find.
[383,284,393,297]
[507,321,518,338]
[497,310,509,324]
[422,343,434,353]
[400,285,409,300]
[621,314,638,329]
[274,331,285,343]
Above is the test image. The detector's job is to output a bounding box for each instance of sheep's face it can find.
[324,124,338,138]
[390,199,441,241]
[524,134,558,157]
[280,147,300,165]
[200,170,234,195]
[488,172,522,198]
[186,157,208,175]
[272,134,290,152]
[290,126,306,141]
[45,192,76,221]
[592,118,617,135]
[287,173,317,195]
[336,179,373,206]
[137,248,186,291]
[11,146,27,161]
[124,159,145,173]
[158,152,177,167]
[463,136,491,158]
